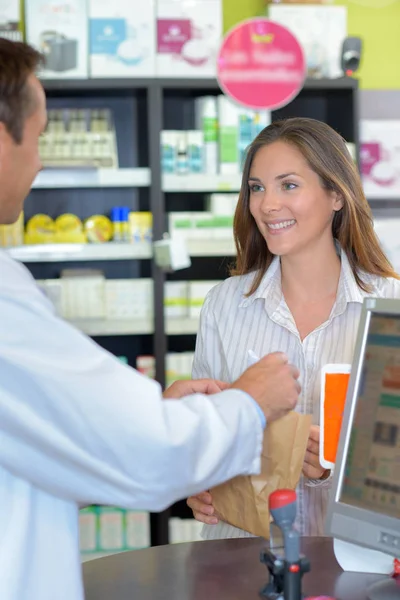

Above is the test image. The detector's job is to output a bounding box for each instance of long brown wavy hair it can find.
[231,117,399,295]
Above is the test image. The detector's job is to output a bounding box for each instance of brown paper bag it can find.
[211,411,312,539]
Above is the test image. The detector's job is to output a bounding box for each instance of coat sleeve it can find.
[0,255,263,511]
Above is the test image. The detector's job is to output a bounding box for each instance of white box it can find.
[89,0,156,77]
[189,280,218,318]
[0,0,23,42]
[361,120,400,200]
[268,4,347,79]
[208,193,237,216]
[210,215,234,240]
[161,130,179,174]
[191,211,214,239]
[105,279,153,320]
[195,96,218,175]
[25,0,88,79]
[374,219,400,274]
[37,279,65,316]
[165,353,181,387]
[79,508,97,553]
[169,212,193,240]
[156,0,223,78]
[187,130,204,174]
[164,281,188,318]
[125,511,150,549]
[63,276,106,320]
[218,96,239,175]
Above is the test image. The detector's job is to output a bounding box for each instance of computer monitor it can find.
[326,298,400,600]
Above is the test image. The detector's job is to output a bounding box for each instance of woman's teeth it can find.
[267,220,296,230]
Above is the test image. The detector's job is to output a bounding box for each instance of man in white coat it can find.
[0,40,301,600]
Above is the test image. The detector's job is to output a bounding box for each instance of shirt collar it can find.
[238,245,368,313]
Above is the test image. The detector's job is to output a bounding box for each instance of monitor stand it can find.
[367,578,400,600]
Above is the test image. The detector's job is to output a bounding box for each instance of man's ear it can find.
[0,122,11,160]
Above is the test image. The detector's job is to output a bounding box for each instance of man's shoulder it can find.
[0,249,39,294]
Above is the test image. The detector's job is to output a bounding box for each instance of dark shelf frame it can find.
[37,74,360,546]
[42,76,358,92]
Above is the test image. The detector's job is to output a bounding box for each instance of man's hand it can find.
[163,379,230,399]
[302,425,329,480]
[230,352,301,422]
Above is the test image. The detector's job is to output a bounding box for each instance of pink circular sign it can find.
[216,18,306,111]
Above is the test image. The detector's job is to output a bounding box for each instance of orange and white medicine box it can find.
[320,364,351,470]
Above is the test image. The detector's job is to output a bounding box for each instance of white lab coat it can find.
[0,250,263,600]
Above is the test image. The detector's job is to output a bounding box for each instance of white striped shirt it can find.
[192,248,400,540]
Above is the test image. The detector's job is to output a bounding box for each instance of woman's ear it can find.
[332,192,344,212]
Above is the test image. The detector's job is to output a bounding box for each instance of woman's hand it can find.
[187,491,219,525]
[302,425,329,480]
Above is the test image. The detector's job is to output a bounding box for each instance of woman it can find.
[187,117,400,540]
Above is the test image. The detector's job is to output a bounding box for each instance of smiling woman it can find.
[187,116,400,542]
[233,117,396,296]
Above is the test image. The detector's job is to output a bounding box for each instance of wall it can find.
[222,0,400,90]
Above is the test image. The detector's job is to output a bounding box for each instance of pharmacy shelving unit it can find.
[8,75,359,545]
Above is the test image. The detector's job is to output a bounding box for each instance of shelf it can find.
[69,318,153,336]
[41,76,357,94]
[301,76,358,90]
[66,317,199,336]
[186,238,235,257]
[7,243,152,263]
[158,78,220,89]
[161,76,358,91]
[166,318,199,335]
[32,168,150,189]
[6,240,235,262]
[163,173,242,193]
[42,78,153,92]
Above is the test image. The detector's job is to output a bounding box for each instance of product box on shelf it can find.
[38,275,154,323]
[169,517,203,544]
[166,352,195,387]
[0,211,24,248]
[136,355,156,379]
[268,4,347,79]
[161,130,205,174]
[374,219,400,274]
[89,0,156,77]
[218,95,239,175]
[164,281,189,318]
[217,96,271,174]
[156,0,222,78]
[105,279,153,320]
[168,211,234,241]
[361,120,400,200]
[80,507,150,558]
[37,279,65,316]
[188,281,218,319]
[207,193,238,216]
[0,0,23,42]
[25,0,88,79]
[61,270,106,320]
[194,96,218,174]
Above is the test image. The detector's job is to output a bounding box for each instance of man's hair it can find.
[0,38,44,144]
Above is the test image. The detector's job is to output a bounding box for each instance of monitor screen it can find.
[339,313,400,520]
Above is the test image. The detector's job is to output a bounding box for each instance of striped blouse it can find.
[192,248,400,540]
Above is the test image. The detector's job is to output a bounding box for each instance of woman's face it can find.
[248,140,343,258]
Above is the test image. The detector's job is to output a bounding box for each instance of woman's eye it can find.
[249,183,264,193]
[282,182,297,191]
